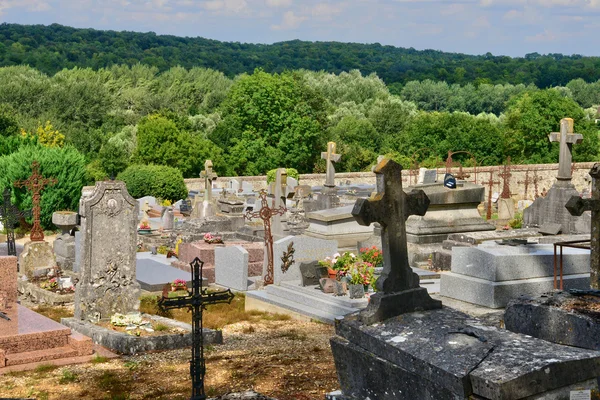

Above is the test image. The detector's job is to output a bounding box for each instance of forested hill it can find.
[2,23,600,88]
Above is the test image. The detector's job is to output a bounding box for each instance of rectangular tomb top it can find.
[477,242,590,257]
[336,308,600,399]
[306,205,355,222]
[0,304,71,340]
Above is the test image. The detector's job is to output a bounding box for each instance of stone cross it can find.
[566,163,600,289]
[498,157,512,199]
[200,160,217,202]
[272,168,287,237]
[549,118,583,182]
[159,257,234,400]
[321,141,341,188]
[14,161,57,242]
[485,170,500,220]
[0,189,30,256]
[244,190,286,285]
[352,158,441,323]
[533,170,542,198]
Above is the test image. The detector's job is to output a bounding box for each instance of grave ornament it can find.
[352,158,441,324]
[321,141,341,188]
[14,161,57,242]
[0,188,30,256]
[550,118,583,183]
[244,190,286,285]
[159,257,234,400]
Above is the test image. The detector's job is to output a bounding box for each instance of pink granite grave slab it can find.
[0,256,17,305]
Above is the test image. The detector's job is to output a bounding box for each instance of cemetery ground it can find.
[0,293,338,400]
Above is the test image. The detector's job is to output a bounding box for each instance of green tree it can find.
[504,89,595,163]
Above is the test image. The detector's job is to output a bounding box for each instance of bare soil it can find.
[0,295,338,400]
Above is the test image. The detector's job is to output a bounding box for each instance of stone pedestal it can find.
[405,182,495,244]
[524,181,591,233]
[440,242,590,308]
[330,308,600,399]
[497,197,515,220]
[52,211,78,271]
[304,205,373,249]
[18,241,56,278]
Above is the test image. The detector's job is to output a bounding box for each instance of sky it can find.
[0,0,599,57]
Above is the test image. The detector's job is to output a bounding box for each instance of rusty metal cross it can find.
[498,157,512,199]
[244,190,287,285]
[484,170,501,220]
[14,161,57,242]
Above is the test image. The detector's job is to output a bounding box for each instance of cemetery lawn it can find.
[1,294,338,399]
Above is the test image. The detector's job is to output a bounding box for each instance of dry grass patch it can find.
[32,304,74,322]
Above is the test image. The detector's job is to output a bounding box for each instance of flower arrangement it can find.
[110,313,154,336]
[171,279,187,289]
[204,232,224,244]
[347,261,375,286]
[360,246,383,268]
[139,221,151,230]
[40,277,58,290]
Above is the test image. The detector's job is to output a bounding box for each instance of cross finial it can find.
[200,160,217,202]
[498,157,512,199]
[321,141,341,187]
[549,118,583,182]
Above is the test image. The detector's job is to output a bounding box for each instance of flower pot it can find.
[327,268,337,279]
[348,284,365,299]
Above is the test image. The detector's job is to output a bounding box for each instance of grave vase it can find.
[348,284,365,299]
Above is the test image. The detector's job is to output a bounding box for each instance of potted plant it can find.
[138,221,152,234]
[347,261,375,299]
[170,279,188,293]
[359,246,383,269]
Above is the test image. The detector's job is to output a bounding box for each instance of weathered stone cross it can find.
[321,141,341,188]
[549,118,583,182]
[200,160,217,202]
[14,161,57,242]
[566,163,600,289]
[352,158,441,324]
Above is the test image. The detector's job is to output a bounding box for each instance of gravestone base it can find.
[523,181,591,234]
[330,308,600,400]
[440,243,590,308]
[53,234,75,271]
[505,291,600,350]
[359,288,442,325]
[18,241,56,278]
[305,206,373,249]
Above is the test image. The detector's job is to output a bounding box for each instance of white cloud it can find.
[311,2,344,20]
[265,0,292,7]
[271,10,306,30]
[526,29,557,42]
[201,0,247,13]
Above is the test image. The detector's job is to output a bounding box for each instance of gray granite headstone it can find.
[299,261,321,287]
[215,246,249,291]
[417,168,437,184]
[162,207,174,230]
[272,235,337,285]
[75,181,140,322]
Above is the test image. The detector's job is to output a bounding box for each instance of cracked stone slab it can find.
[333,307,600,399]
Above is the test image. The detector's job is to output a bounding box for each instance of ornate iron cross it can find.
[518,169,533,201]
[566,163,600,289]
[244,190,286,285]
[158,257,234,400]
[13,161,57,242]
[0,188,30,256]
[321,141,341,188]
[498,157,512,199]
[484,170,500,220]
[549,118,583,182]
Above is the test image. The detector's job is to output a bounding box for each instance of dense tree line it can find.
[0,64,598,185]
[2,23,600,88]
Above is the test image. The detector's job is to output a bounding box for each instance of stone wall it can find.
[184,162,597,202]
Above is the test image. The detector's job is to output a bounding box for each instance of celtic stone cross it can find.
[321,141,341,188]
[549,118,583,182]
[352,158,441,323]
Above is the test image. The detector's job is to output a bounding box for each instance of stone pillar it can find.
[52,211,78,271]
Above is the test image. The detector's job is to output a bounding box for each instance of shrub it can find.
[117,164,188,202]
[0,145,87,229]
[266,168,299,184]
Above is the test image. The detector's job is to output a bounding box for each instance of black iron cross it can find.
[158,257,234,400]
[0,188,31,256]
